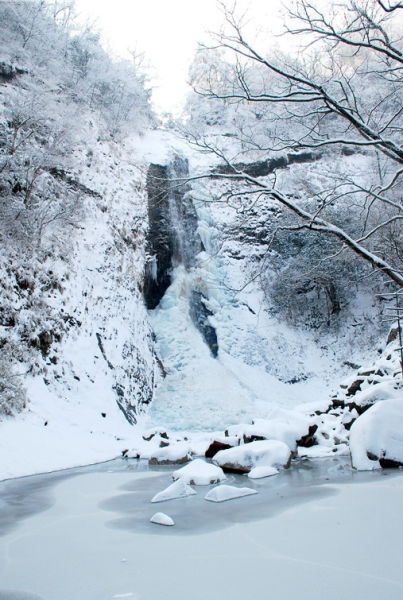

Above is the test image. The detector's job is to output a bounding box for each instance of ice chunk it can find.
[214,440,291,473]
[349,397,403,470]
[151,479,197,503]
[248,465,279,479]
[172,458,226,485]
[150,512,175,526]
[204,484,258,503]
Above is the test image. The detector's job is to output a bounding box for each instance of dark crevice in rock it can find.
[144,155,219,357]
[143,157,203,310]
[49,167,102,198]
[189,291,218,357]
[95,332,114,370]
[143,163,172,309]
[213,152,322,178]
[0,62,27,82]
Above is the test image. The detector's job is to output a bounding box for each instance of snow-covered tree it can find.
[185,0,403,290]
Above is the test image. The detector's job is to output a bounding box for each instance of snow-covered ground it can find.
[1,459,403,600]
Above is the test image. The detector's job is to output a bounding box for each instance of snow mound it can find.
[204,484,258,503]
[172,458,226,485]
[350,396,403,470]
[248,465,279,479]
[150,512,175,526]
[148,442,191,465]
[214,440,291,473]
[151,479,197,503]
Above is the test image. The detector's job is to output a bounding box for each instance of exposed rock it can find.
[143,163,173,309]
[296,424,318,448]
[149,442,191,465]
[149,454,190,466]
[346,378,365,397]
[34,331,53,357]
[205,440,233,458]
[343,361,361,370]
[243,434,266,444]
[379,457,403,468]
[143,157,202,310]
[189,291,218,357]
[386,325,399,345]
[0,62,27,82]
[213,152,321,178]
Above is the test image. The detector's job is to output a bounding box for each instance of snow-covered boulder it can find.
[350,397,403,470]
[242,411,311,453]
[347,380,401,414]
[151,479,197,503]
[148,442,191,465]
[213,440,291,473]
[248,465,279,479]
[150,512,175,526]
[172,458,226,485]
[204,485,258,503]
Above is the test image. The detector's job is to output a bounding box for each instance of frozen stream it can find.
[1,458,403,600]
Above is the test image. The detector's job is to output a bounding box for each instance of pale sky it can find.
[74,0,280,115]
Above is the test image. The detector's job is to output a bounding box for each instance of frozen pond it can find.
[1,457,403,600]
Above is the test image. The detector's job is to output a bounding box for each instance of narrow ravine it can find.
[142,154,339,432]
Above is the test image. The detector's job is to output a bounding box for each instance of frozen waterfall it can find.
[144,155,336,431]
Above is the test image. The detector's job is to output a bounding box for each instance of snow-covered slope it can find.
[0,130,179,479]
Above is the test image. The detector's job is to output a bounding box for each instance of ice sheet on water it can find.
[0,593,44,600]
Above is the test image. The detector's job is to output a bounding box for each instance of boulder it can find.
[172,458,226,485]
[150,512,175,526]
[205,440,233,458]
[151,479,197,503]
[204,485,258,503]
[349,397,403,470]
[149,442,191,465]
[213,440,291,474]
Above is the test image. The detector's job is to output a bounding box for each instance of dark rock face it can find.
[243,434,266,444]
[346,378,365,397]
[205,440,233,458]
[379,457,403,468]
[143,157,202,309]
[297,424,318,448]
[189,291,218,357]
[144,155,219,357]
[143,163,173,309]
[213,152,321,178]
[0,62,26,82]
